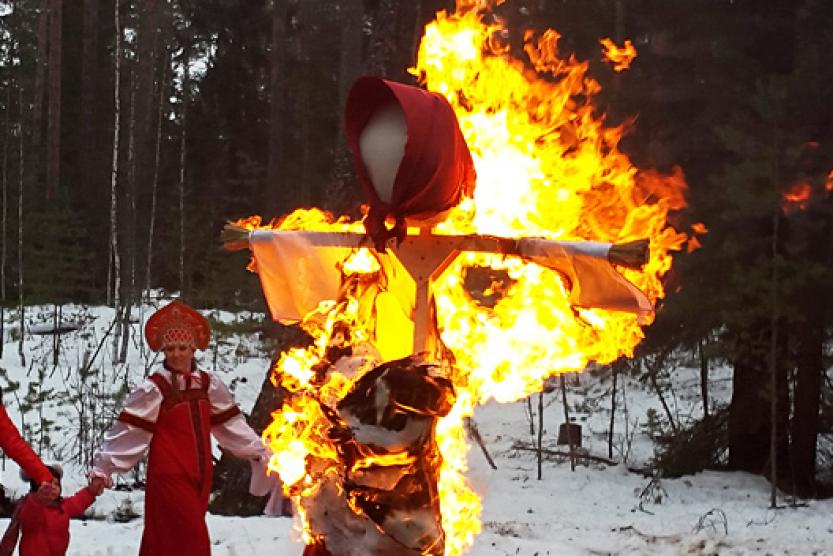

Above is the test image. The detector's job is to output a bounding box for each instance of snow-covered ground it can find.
[1,303,832,555]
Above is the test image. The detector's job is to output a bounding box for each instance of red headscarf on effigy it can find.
[144,300,211,352]
[345,76,476,250]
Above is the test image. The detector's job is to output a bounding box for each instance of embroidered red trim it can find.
[117,411,157,433]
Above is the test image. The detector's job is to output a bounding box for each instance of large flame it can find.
[249,2,690,555]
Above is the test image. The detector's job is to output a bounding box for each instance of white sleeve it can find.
[207,373,270,460]
[91,379,161,479]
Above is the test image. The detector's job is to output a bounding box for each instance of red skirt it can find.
[140,472,210,556]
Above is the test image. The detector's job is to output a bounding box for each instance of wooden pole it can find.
[560,374,576,471]
[536,390,544,480]
[608,363,618,460]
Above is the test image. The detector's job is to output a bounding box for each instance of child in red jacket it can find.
[0,465,105,556]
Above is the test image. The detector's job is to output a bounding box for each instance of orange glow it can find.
[600,38,637,71]
[248,2,690,555]
[783,181,812,211]
[825,170,833,192]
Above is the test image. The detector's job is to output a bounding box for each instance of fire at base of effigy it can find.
[302,345,454,556]
[223,1,704,554]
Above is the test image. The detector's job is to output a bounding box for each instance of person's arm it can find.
[207,373,269,459]
[207,373,284,504]
[90,379,161,481]
[0,405,52,485]
[61,486,97,517]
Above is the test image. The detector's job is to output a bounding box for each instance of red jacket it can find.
[0,405,52,485]
[16,488,96,556]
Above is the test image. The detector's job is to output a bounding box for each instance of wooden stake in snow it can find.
[560,374,576,472]
[537,390,544,480]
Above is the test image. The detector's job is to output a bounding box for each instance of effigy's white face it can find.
[163,343,195,373]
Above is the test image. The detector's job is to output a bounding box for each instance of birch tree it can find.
[1,86,8,359]
[108,0,123,358]
[17,87,25,367]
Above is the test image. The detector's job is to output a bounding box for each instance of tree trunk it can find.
[17,87,26,367]
[52,304,60,368]
[699,339,710,419]
[108,0,122,318]
[727,323,790,483]
[1,86,9,359]
[266,0,288,216]
[133,0,161,194]
[178,38,190,298]
[728,339,769,474]
[128,0,161,315]
[325,0,364,213]
[290,3,312,206]
[46,0,62,201]
[646,353,678,435]
[32,0,49,154]
[789,304,823,498]
[769,170,780,508]
[365,0,399,76]
[119,61,137,364]
[80,0,98,191]
[145,48,169,301]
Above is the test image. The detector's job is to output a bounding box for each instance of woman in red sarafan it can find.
[0,465,105,556]
[89,300,281,556]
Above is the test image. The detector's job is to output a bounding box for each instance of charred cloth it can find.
[304,355,455,556]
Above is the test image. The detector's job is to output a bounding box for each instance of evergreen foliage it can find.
[23,194,95,303]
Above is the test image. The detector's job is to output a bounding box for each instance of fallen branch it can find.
[611,525,681,543]
[511,441,617,466]
[466,417,497,470]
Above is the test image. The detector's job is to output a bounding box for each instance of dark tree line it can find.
[1,0,833,499]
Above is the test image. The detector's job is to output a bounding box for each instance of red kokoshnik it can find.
[144,300,211,352]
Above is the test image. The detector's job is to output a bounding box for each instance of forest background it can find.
[1,0,832,506]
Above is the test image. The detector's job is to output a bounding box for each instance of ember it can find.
[227,1,690,555]
[783,181,813,212]
[600,37,638,72]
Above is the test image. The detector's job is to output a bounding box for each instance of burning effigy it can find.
[223,2,691,555]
